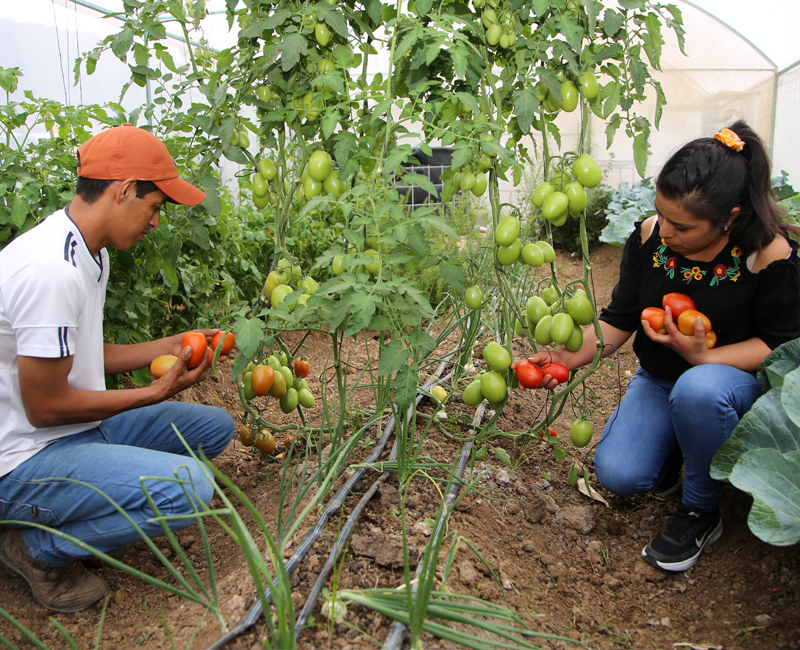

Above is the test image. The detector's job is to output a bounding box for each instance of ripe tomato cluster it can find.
[241,352,315,416]
[641,292,716,349]
[149,330,237,378]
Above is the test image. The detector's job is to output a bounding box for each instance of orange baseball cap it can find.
[77,123,206,206]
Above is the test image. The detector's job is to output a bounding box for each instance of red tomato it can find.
[536,361,569,385]
[180,332,208,369]
[662,292,696,318]
[515,360,543,389]
[211,331,236,355]
[538,428,558,438]
[677,309,712,336]
[294,358,310,378]
[251,364,275,397]
[641,307,666,333]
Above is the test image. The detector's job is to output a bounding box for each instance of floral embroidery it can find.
[653,238,741,286]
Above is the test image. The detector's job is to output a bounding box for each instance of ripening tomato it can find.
[181,332,208,369]
[239,425,255,447]
[515,360,543,389]
[251,364,275,397]
[211,331,236,356]
[254,430,276,454]
[705,330,717,349]
[269,371,288,399]
[294,358,310,378]
[677,309,712,337]
[641,307,666,334]
[150,354,178,378]
[662,292,696,318]
[537,361,569,385]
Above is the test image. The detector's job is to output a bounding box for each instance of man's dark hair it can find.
[75,177,160,205]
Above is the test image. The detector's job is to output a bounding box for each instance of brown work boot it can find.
[0,529,108,613]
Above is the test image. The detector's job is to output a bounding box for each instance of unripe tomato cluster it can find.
[534,69,598,116]
[475,1,519,50]
[522,290,594,353]
[240,352,316,415]
[641,292,717,349]
[262,258,319,313]
[493,215,556,268]
[301,149,345,200]
[532,155,601,226]
[229,127,250,149]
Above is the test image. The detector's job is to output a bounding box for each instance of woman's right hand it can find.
[528,350,570,390]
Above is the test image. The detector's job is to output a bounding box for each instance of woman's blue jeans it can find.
[0,402,234,566]
[593,365,762,512]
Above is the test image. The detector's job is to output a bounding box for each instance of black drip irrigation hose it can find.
[380,402,486,650]
[204,353,455,650]
[293,368,455,636]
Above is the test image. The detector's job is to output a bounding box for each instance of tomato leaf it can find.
[439,257,465,294]
[493,447,512,468]
[553,448,568,462]
[392,365,419,411]
[9,196,28,228]
[279,31,308,72]
[315,5,349,39]
[513,87,539,135]
[400,171,438,199]
[110,26,134,61]
[321,109,339,140]
[378,339,410,376]
[416,0,433,16]
[555,14,583,53]
[602,8,623,37]
[633,134,649,178]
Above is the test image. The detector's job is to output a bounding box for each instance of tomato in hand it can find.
[515,360,543,389]
[536,360,569,385]
[294,358,310,378]
[662,292,696,318]
[181,331,208,369]
[705,330,717,349]
[677,309,712,337]
[641,306,666,333]
[211,331,236,355]
[150,354,177,378]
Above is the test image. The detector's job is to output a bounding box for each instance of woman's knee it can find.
[594,449,654,496]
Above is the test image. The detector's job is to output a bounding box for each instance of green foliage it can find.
[710,338,800,546]
[599,179,656,245]
[773,172,800,232]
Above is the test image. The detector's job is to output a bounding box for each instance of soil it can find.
[2,245,799,650]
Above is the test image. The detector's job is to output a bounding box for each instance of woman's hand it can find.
[642,305,711,365]
[528,349,573,390]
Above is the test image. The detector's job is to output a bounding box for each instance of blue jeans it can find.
[0,402,233,566]
[593,365,762,512]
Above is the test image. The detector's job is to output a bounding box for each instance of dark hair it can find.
[75,177,160,204]
[656,120,796,257]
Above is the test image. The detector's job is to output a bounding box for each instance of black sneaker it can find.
[652,451,683,498]
[642,505,722,572]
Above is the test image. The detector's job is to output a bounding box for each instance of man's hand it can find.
[151,345,210,399]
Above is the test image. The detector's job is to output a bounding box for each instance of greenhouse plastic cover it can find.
[1,0,799,199]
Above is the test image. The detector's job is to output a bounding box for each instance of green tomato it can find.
[480,371,507,403]
[280,365,293,388]
[303,176,322,200]
[308,150,333,182]
[550,313,575,345]
[253,192,270,209]
[253,173,268,198]
[257,86,273,103]
[561,81,579,112]
[494,215,520,246]
[565,325,584,352]
[564,181,587,214]
[463,379,485,406]
[534,314,553,345]
[496,238,521,266]
[471,173,488,197]
[242,372,256,401]
[526,296,549,324]
[460,172,476,192]
[271,284,293,310]
[302,277,320,295]
[542,191,569,222]
[483,342,511,372]
[477,155,492,172]
[318,58,335,74]
[482,8,498,27]
[315,23,332,46]
[465,286,483,310]
[363,249,380,274]
[570,420,593,448]
[298,387,316,408]
[277,352,289,366]
[572,154,602,188]
[566,294,594,325]
[543,92,562,113]
[514,318,524,336]
[535,240,556,263]
[238,129,250,148]
[534,80,549,101]
[228,130,240,147]
[280,387,300,414]
[332,255,345,275]
[486,23,502,46]
[259,158,277,181]
[267,355,282,372]
[323,170,344,197]
[541,286,559,306]
[520,243,544,267]
[532,182,554,208]
[580,71,598,100]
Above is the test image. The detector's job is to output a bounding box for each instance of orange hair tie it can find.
[713,128,745,152]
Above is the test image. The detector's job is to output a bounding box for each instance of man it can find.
[0,123,234,613]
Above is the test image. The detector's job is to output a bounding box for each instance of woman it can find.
[533,121,800,571]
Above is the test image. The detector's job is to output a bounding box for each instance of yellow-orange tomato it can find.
[239,425,255,447]
[150,354,178,378]
[677,309,712,337]
[254,430,276,454]
[705,330,717,349]
[251,364,275,397]
[181,331,208,368]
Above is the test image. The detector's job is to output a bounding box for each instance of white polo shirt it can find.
[0,209,108,476]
